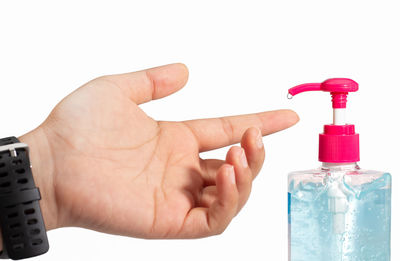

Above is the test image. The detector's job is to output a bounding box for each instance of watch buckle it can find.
[0,142,29,157]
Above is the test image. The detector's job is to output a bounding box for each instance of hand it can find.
[20,64,299,239]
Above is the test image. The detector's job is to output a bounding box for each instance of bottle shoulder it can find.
[288,167,390,177]
[288,167,391,192]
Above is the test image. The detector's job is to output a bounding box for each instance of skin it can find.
[0,64,299,249]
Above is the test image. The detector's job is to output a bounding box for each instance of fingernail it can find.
[240,149,248,168]
[227,165,236,185]
[256,129,263,149]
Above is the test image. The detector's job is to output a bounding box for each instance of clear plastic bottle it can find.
[288,163,391,260]
[287,78,392,261]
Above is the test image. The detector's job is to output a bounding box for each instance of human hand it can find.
[20,64,299,239]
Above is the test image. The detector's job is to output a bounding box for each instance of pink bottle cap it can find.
[288,78,360,163]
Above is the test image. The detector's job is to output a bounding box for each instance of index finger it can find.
[182,109,299,152]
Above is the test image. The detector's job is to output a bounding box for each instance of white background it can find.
[1,0,399,260]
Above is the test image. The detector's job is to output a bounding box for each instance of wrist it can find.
[19,127,59,231]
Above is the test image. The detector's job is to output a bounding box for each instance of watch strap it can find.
[0,137,49,260]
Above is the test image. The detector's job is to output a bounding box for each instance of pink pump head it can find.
[288,78,360,163]
[288,78,359,108]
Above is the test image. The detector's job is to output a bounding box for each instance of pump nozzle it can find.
[288,78,358,108]
[288,78,359,125]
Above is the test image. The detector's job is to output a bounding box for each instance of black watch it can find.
[0,137,49,260]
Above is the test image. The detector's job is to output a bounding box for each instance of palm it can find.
[29,64,298,239]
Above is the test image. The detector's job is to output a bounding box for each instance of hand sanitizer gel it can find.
[287,79,391,261]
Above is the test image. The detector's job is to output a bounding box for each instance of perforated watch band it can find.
[0,137,49,260]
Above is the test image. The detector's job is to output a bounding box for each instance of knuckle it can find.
[220,118,235,142]
[215,224,228,235]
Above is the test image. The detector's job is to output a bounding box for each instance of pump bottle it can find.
[287,79,391,261]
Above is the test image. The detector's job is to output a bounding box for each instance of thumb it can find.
[98,63,189,104]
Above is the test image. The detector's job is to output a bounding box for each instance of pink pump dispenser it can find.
[287,78,391,260]
[288,78,360,163]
